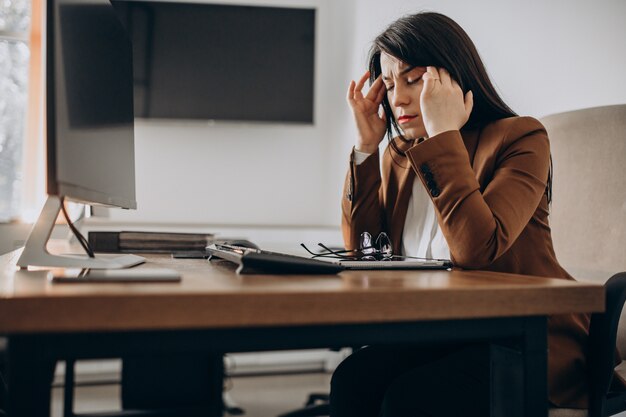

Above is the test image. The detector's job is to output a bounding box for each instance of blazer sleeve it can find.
[341,148,386,251]
[405,117,550,269]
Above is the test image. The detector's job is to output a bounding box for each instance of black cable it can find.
[318,243,359,257]
[60,197,95,258]
[301,242,450,263]
[300,243,358,260]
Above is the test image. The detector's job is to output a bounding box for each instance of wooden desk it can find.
[0,250,604,417]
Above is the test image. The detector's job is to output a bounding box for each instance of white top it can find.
[353,149,451,260]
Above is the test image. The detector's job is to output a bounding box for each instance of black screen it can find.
[59,4,134,127]
[112,1,315,124]
[48,0,137,208]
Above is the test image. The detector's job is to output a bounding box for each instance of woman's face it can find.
[380,52,428,140]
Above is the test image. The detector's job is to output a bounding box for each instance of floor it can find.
[51,372,332,417]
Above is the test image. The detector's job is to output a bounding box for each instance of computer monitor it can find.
[17,0,144,269]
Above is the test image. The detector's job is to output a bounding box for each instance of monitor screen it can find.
[112,1,315,124]
[47,0,137,209]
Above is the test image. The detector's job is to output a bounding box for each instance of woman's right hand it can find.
[347,71,387,154]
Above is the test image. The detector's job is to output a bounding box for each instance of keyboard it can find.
[206,244,343,275]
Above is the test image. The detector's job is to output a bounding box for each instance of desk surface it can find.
[0,250,604,334]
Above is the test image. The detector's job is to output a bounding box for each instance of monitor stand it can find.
[17,195,145,269]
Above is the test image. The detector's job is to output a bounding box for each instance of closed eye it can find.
[407,76,422,85]
[385,84,395,91]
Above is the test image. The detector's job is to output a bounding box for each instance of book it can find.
[88,231,214,253]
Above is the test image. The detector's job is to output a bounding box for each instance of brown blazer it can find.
[341,116,590,408]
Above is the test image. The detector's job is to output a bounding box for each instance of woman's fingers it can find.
[347,72,387,149]
[439,67,453,88]
[355,70,370,88]
[365,76,384,102]
[353,70,370,100]
[375,79,387,104]
[348,72,387,117]
[420,66,473,137]
[347,71,372,103]
[422,66,441,94]
[347,80,356,103]
[425,67,465,102]
[424,66,440,82]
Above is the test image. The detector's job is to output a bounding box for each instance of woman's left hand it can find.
[420,66,473,138]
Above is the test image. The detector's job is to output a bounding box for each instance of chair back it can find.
[540,105,626,282]
[541,106,626,416]
[542,104,626,354]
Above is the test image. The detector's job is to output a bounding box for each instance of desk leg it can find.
[523,317,548,417]
[6,336,55,417]
[491,343,523,417]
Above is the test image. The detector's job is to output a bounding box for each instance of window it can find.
[0,0,31,221]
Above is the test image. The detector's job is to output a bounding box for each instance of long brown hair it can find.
[369,12,516,144]
[368,12,552,203]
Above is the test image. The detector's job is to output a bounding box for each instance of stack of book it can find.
[88,231,214,253]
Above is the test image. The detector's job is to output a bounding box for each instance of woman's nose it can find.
[390,85,410,107]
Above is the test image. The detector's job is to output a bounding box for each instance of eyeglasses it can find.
[302,231,451,264]
[301,231,394,261]
[359,231,393,260]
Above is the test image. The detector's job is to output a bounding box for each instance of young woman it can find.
[334,11,594,417]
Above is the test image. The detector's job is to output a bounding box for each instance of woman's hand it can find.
[347,71,387,154]
[420,66,473,138]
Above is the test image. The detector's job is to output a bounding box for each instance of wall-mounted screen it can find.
[112,1,316,124]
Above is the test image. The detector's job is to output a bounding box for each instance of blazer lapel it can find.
[386,130,480,254]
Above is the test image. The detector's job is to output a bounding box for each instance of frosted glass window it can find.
[0,0,31,221]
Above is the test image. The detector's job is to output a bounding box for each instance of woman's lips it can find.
[397,114,417,124]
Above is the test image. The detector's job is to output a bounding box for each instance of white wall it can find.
[108,0,356,227]
[348,0,626,117]
[107,0,626,228]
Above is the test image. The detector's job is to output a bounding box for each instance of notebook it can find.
[337,258,452,270]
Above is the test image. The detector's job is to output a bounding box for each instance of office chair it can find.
[542,104,626,417]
